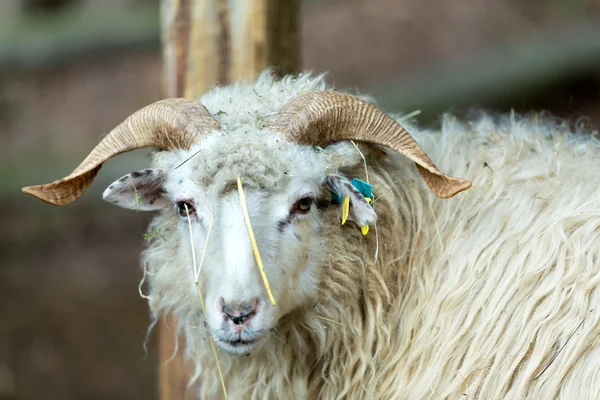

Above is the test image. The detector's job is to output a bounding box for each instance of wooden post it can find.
[158,1,299,398]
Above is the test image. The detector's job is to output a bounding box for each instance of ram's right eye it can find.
[176,201,195,217]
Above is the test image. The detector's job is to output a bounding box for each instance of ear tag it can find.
[341,196,350,225]
[352,179,374,236]
[351,178,374,205]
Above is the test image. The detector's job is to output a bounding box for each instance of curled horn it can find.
[267,91,472,198]
[22,98,221,206]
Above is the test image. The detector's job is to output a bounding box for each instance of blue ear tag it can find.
[351,178,374,206]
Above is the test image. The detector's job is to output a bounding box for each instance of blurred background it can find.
[1,0,599,399]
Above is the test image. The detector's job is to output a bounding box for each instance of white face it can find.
[174,178,324,354]
[101,144,377,355]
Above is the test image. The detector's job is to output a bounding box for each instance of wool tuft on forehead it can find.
[152,129,331,193]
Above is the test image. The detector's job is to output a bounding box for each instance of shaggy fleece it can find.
[141,72,600,399]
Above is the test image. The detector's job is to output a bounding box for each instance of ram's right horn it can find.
[22,99,222,206]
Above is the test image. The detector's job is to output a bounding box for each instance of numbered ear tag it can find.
[342,195,350,225]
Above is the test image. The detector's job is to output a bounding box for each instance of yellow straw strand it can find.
[196,284,228,399]
[342,196,350,225]
[236,176,276,306]
[209,337,228,399]
[195,210,214,283]
[350,140,369,183]
[195,283,207,312]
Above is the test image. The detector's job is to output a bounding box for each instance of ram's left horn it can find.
[268,91,471,199]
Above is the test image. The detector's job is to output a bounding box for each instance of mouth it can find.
[213,335,262,354]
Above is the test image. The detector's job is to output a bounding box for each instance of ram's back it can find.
[383,114,600,399]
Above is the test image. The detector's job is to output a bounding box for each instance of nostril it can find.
[223,307,254,325]
[221,299,258,325]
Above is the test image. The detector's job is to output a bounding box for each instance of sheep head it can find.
[22,89,471,355]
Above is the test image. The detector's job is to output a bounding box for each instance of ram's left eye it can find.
[176,201,195,217]
[291,196,314,215]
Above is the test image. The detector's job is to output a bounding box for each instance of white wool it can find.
[136,72,600,399]
[201,70,327,134]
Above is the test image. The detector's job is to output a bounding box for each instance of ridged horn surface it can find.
[268,91,472,198]
[22,98,221,205]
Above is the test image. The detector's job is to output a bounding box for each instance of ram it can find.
[23,72,600,399]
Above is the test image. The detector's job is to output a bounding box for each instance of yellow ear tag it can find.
[366,197,372,205]
[361,225,369,235]
[342,195,350,225]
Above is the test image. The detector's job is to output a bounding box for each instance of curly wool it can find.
[141,73,600,399]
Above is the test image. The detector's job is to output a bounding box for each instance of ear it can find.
[102,168,170,211]
[324,174,377,227]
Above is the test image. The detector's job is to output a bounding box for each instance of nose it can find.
[221,298,258,325]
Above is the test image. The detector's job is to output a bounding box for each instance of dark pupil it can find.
[178,201,193,216]
[299,198,312,210]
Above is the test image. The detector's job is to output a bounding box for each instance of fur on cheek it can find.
[276,216,325,312]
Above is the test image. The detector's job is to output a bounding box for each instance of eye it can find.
[291,196,314,215]
[176,201,195,217]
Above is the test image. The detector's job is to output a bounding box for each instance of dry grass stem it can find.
[236,176,276,306]
[315,315,347,327]
[350,140,369,183]
[196,209,214,282]
[350,140,380,262]
[185,204,228,399]
[397,109,422,122]
[373,212,380,264]
[175,148,203,169]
